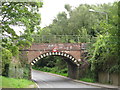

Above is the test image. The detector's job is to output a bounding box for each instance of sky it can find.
[39,0,117,28]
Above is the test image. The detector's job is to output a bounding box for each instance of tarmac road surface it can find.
[32,69,100,88]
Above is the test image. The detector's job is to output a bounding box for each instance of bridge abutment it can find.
[67,62,80,79]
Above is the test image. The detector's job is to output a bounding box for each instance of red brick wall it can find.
[27,43,82,63]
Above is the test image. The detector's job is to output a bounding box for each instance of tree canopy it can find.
[34,1,119,76]
[1,2,43,76]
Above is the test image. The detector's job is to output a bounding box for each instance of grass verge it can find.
[0,76,36,88]
[80,78,95,83]
[33,67,68,77]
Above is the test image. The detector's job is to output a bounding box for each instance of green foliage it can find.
[2,48,12,76]
[80,78,95,83]
[33,67,68,77]
[1,2,43,79]
[88,2,119,73]
[78,27,90,42]
[2,2,43,34]
[55,57,67,70]
[1,76,35,88]
[35,4,101,43]
[9,45,19,57]
[31,2,120,85]
[17,39,31,48]
[64,4,72,12]
[32,56,68,77]
[2,2,43,49]
[23,67,30,79]
[2,48,12,64]
[33,2,119,81]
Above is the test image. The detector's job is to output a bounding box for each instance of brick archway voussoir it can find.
[30,52,80,66]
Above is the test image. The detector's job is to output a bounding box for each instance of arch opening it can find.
[30,52,82,79]
[30,52,80,67]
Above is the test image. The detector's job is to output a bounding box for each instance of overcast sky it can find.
[39,0,117,28]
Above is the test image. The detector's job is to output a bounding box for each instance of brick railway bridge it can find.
[20,35,89,79]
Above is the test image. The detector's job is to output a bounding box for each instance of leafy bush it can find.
[9,45,19,57]
[2,48,12,76]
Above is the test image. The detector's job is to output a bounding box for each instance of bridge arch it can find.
[30,52,81,67]
[20,43,87,79]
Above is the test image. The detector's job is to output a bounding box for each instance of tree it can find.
[1,2,43,47]
[37,4,100,43]
[89,2,119,78]
[34,2,119,82]
[1,2,43,77]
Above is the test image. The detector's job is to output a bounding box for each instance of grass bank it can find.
[0,76,36,88]
[33,66,68,77]
[80,78,95,83]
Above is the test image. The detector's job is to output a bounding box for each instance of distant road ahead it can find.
[32,70,100,88]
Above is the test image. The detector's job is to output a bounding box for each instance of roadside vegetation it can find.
[2,2,43,78]
[1,1,119,86]
[33,67,68,77]
[32,56,68,77]
[80,78,95,83]
[1,2,43,88]
[32,1,119,84]
[0,76,36,88]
